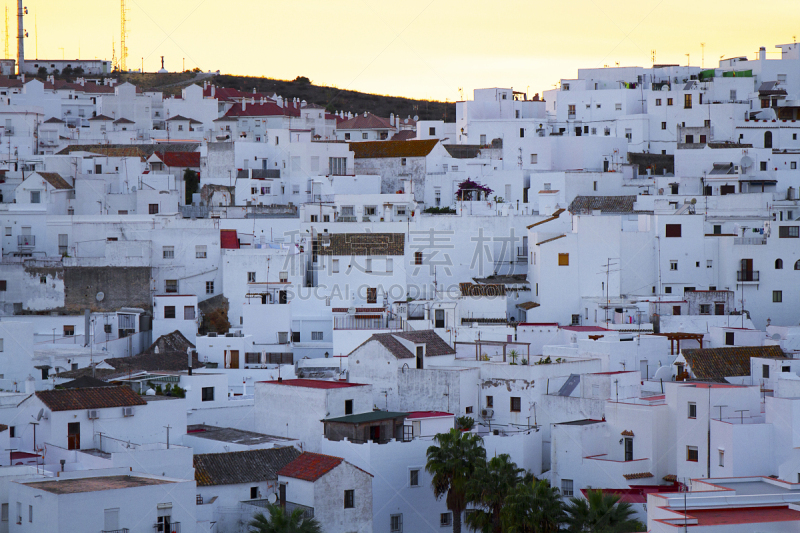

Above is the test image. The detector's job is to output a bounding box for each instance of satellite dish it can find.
[131,186,137,192]
[772,333,782,340]
[740,155,753,168]
[690,198,697,205]
[96,292,105,302]
[267,493,278,504]
[36,408,43,421]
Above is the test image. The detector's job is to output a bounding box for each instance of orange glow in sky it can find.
[24,0,800,101]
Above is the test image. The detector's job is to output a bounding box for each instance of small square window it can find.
[792,162,797,170]
[196,245,207,258]
[163,246,174,259]
[344,489,355,509]
[761,161,768,171]
[247,272,256,283]
[63,325,75,336]
[409,469,420,487]
[206,281,215,294]
[558,253,569,266]
[561,479,574,497]
[164,306,176,319]
[688,402,696,418]
[687,446,698,462]
[773,290,783,303]
[201,387,214,401]
[510,397,521,412]
[667,98,673,106]
[440,513,452,527]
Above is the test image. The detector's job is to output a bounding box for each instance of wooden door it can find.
[67,422,80,450]
[230,350,239,369]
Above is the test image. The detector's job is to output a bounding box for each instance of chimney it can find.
[203,80,208,90]
[242,98,246,111]
[211,85,215,98]
[759,46,766,61]
[253,87,257,94]
[363,111,367,117]
[24,375,34,394]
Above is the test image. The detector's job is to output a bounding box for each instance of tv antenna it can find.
[700,43,705,68]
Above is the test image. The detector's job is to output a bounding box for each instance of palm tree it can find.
[426,428,486,533]
[501,478,565,533]
[564,489,644,533]
[465,454,524,533]
[248,506,322,533]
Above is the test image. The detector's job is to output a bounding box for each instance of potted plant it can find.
[509,349,519,365]
[456,415,475,432]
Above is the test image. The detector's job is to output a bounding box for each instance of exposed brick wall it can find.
[63,267,151,313]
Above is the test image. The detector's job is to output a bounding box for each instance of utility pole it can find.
[701,43,706,68]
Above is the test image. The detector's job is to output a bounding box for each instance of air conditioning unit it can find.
[481,408,494,419]
[88,409,99,419]
[122,407,134,417]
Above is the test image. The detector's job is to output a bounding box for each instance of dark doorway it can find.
[67,422,80,450]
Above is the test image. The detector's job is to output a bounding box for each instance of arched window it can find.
[776,258,784,269]
[795,259,800,270]
[765,131,773,149]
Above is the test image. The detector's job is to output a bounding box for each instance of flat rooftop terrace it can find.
[22,475,175,494]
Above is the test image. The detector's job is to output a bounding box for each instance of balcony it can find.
[17,235,34,248]
[737,270,759,282]
[102,529,130,533]
[517,246,528,259]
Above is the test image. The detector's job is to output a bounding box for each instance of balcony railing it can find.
[153,522,179,533]
[517,246,528,258]
[734,237,767,245]
[102,529,130,533]
[17,235,34,247]
[737,270,759,282]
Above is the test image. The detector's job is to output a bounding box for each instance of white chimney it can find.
[242,98,246,111]
[24,375,35,394]
[203,80,208,90]
[253,87,257,94]
[211,85,215,98]
[759,47,766,61]
[363,111,368,117]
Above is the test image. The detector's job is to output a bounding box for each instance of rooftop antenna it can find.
[685,53,690,67]
[4,6,8,60]
[651,49,656,66]
[120,0,128,72]
[700,43,705,68]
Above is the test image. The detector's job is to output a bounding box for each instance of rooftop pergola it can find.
[653,332,704,355]
[454,340,531,363]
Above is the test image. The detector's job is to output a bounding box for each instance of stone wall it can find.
[63,266,151,313]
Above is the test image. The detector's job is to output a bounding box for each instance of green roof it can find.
[324,411,408,424]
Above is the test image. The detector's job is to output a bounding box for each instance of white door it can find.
[640,360,648,379]
[104,508,119,531]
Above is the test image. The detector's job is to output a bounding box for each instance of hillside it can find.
[118,71,456,122]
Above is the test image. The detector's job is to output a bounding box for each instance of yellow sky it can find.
[23,0,800,102]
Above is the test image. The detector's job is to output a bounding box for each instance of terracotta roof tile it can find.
[155,151,201,168]
[166,115,202,123]
[278,452,343,481]
[317,233,404,256]
[682,345,787,382]
[194,447,300,486]
[36,172,72,190]
[35,386,146,412]
[338,113,394,130]
[220,229,240,249]
[352,330,455,359]
[623,472,654,480]
[349,139,439,159]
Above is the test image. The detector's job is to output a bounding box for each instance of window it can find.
[184,306,195,320]
[665,286,672,294]
[466,406,473,414]
[793,162,797,170]
[687,446,699,462]
[530,153,538,165]
[323,214,330,222]
[719,450,724,467]
[250,487,258,500]
[4,228,10,236]
[149,204,159,214]
[667,98,673,106]
[164,306,176,319]
[344,399,353,415]
[163,246,174,259]
[364,206,376,216]
[486,396,493,408]
[63,325,75,336]
[519,128,525,138]
[558,253,569,266]
[415,251,423,265]
[685,135,694,144]
[1,503,6,522]
[409,469,420,487]
[760,161,768,171]
[571,314,580,325]
[28,505,31,523]
[684,94,692,109]
[510,397,521,412]
[247,272,256,283]
[30,191,40,204]
[655,98,662,106]
[725,331,734,345]
[665,224,682,237]
[206,281,215,294]
[279,271,288,282]
[776,258,784,269]
[688,402,697,418]
[201,387,214,402]
[386,258,393,273]
[332,259,339,273]
[344,490,355,509]
[362,132,368,140]
[670,260,678,271]
[329,157,347,176]
[615,103,622,111]
[311,331,323,341]
[367,288,377,304]
[390,513,403,532]
[661,122,667,130]
[365,258,372,272]
[344,133,350,140]
[165,280,178,293]
[763,364,770,379]
[561,479,574,497]
[440,513,452,527]
[773,291,782,303]
[40,275,47,284]
[401,157,407,166]
[15,502,20,525]
[700,304,711,315]
[779,226,799,238]
[479,134,486,145]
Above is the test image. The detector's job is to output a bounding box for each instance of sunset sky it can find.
[23,0,800,101]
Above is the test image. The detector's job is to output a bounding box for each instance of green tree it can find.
[501,478,565,533]
[248,506,322,533]
[564,489,644,533]
[426,428,486,533]
[184,168,200,205]
[465,454,524,533]
[37,66,47,79]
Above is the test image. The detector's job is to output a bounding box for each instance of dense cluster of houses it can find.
[0,43,797,532]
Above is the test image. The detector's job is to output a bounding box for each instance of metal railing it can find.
[153,522,180,533]
[734,237,767,245]
[737,270,759,282]
[102,529,130,533]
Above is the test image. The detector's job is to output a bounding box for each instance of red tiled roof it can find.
[278,452,343,482]
[338,113,394,130]
[676,506,800,526]
[262,379,366,389]
[220,229,239,249]
[35,386,147,412]
[155,151,201,168]
[349,139,439,159]
[407,411,453,418]
[222,102,301,118]
[390,130,416,141]
[622,472,653,480]
[561,326,611,332]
